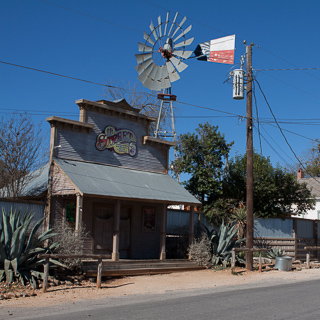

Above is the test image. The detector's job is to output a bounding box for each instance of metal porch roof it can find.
[54,158,200,205]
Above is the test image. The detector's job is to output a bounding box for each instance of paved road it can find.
[2,278,320,320]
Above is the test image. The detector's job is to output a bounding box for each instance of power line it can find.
[256,67,320,72]
[175,100,244,118]
[253,125,296,172]
[258,72,320,101]
[260,123,318,142]
[1,60,318,144]
[0,60,118,88]
[254,78,320,186]
[39,0,141,33]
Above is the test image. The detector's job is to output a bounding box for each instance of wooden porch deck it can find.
[82,259,204,277]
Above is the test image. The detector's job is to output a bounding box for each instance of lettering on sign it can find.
[96,125,137,157]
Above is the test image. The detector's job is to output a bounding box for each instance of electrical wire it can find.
[39,0,141,33]
[252,78,263,154]
[259,72,320,101]
[0,61,118,88]
[256,67,320,72]
[254,78,320,185]
[253,124,296,172]
[259,123,318,142]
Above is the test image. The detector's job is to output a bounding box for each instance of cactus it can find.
[266,248,286,259]
[0,209,62,286]
[211,221,245,267]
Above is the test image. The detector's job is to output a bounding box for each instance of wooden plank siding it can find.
[54,111,168,173]
[51,164,79,196]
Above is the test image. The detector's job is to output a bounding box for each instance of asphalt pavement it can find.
[1,277,320,320]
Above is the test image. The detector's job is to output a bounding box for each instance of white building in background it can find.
[296,168,320,220]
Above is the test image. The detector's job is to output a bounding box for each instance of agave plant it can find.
[266,248,286,259]
[211,221,245,267]
[0,208,63,286]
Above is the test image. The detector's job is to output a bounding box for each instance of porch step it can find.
[82,259,204,277]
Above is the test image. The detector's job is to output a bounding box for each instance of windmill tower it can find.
[135,12,194,167]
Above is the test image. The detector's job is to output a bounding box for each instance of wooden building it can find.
[44,98,200,261]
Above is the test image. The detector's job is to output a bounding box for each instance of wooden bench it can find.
[38,254,111,292]
[304,246,320,269]
[231,248,269,272]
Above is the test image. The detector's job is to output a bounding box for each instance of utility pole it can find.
[245,42,254,270]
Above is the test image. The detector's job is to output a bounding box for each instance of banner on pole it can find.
[194,35,235,64]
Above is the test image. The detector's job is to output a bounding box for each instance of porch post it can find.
[75,194,83,232]
[112,200,121,261]
[188,206,195,260]
[160,204,167,260]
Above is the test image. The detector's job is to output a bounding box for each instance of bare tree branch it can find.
[0,113,48,198]
[103,80,175,135]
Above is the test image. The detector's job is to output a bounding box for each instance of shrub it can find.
[52,219,88,270]
[188,234,212,267]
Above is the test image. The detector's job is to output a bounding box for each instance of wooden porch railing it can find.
[38,254,111,292]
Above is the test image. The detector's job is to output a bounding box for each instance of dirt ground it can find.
[2,266,320,308]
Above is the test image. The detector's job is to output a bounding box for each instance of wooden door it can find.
[94,204,131,257]
[94,205,114,254]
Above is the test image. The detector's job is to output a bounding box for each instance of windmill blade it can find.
[135,58,153,75]
[143,65,163,90]
[174,37,194,48]
[158,15,162,37]
[138,62,156,84]
[171,16,187,38]
[170,56,188,73]
[173,50,193,59]
[160,65,171,89]
[135,52,152,64]
[163,12,169,36]
[168,70,180,83]
[143,77,162,91]
[138,42,153,52]
[161,77,171,89]
[149,20,159,42]
[143,31,155,46]
[166,61,181,83]
[153,64,163,82]
[173,25,192,42]
[167,12,178,37]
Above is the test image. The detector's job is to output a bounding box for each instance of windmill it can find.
[135,12,194,148]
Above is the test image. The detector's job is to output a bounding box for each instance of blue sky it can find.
[1,0,320,172]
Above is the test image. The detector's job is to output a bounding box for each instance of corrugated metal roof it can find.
[21,164,49,197]
[54,158,200,205]
[298,177,320,198]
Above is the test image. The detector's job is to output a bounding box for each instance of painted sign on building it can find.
[96,125,137,156]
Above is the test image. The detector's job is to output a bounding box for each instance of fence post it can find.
[97,258,102,289]
[43,257,49,293]
[293,219,297,261]
[258,251,262,272]
[306,251,310,269]
[231,249,236,268]
[314,221,318,260]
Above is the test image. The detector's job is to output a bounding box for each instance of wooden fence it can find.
[253,218,319,261]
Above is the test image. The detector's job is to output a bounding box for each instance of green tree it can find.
[172,122,234,214]
[219,152,315,218]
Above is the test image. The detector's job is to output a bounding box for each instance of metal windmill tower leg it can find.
[155,88,180,183]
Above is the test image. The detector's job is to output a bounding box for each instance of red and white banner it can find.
[209,35,235,64]
[194,35,235,65]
